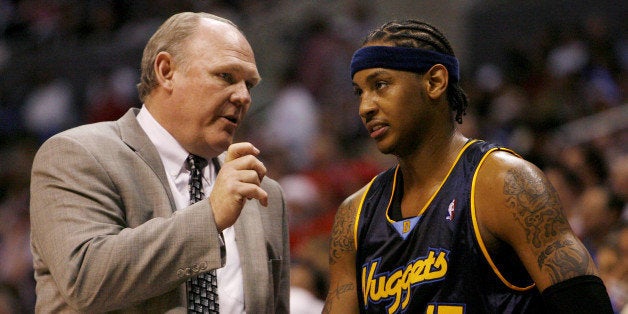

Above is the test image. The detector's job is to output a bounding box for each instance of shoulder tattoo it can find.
[329,199,358,265]
[503,167,593,283]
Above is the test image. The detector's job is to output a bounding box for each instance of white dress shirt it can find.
[137,105,245,313]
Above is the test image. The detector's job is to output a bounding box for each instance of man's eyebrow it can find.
[248,76,261,87]
[364,69,389,81]
[353,69,389,85]
[220,63,261,84]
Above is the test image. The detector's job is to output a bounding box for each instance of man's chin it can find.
[376,142,394,155]
[211,138,233,154]
[194,141,229,159]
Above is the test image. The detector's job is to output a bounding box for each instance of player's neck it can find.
[398,132,467,189]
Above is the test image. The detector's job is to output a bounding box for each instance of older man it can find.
[30,12,289,313]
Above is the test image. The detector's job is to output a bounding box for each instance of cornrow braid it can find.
[364,20,468,124]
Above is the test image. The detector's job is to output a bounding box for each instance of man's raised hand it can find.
[209,142,268,231]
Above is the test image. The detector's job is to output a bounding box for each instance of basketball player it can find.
[323,19,613,313]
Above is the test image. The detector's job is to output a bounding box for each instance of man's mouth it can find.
[223,115,238,124]
[366,121,389,139]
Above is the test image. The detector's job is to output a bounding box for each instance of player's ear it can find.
[424,64,448,100]
[155,51,175,92]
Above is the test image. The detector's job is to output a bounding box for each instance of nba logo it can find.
[446,199,456,221]
[403,220,411,233]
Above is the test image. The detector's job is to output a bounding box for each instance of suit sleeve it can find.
[30,133,223,312]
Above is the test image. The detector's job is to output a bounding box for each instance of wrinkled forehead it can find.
[190,19,261,82]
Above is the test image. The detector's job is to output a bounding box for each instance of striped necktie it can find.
[186,154,219,313]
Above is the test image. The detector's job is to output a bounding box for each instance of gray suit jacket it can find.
[30,109,290,313]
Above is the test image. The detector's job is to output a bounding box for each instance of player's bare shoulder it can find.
[476,150,568,244]
[475,150,596,288]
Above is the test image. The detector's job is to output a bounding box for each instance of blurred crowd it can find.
[0,0,626,313]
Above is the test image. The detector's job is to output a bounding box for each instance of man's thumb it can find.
[225,142,260,162]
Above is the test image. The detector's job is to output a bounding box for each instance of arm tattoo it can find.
[503,167,592,283]
[538,239,591,283]
[503,168,567,248]
[329,201,358,265]
[323,283,355,314]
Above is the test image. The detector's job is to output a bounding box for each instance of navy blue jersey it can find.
[355,140,543,314]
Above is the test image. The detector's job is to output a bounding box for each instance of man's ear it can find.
[424,64,448,100]
[154,51,175,92]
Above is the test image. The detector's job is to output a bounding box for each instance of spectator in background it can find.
[290,260,326,314]
[543,162,585,227]
[575,186,623,257]
[608,155,628,219]
[296,14,363,149]
[280,174,323,251]
[261,66,320,171]
[596,225,628,312]
[0,282,24,314]
[20,66,76,142]
[0,133,38,312]
[84,66,139,123]
[560,143,609,188]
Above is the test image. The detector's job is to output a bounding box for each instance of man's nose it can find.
[230,81,251,106]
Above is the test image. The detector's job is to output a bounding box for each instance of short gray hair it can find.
[136,12,239,102]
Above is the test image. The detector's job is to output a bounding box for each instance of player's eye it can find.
[375,81,388,90]
[353,87,363,97]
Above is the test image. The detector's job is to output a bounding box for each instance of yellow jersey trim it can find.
[354,177,377,250]
[385,139,479,223]
[470,147,535,292]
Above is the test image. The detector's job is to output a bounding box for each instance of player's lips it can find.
[366,121,389,139]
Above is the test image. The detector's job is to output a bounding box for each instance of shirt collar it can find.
[136,105,191,179]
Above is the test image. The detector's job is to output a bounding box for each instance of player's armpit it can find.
[323,189,363,314]
[475,152,598,291]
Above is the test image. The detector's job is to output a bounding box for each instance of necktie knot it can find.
[187,154,208,172]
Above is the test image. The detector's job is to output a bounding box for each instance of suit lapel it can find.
[117,108,176,210]
[235,202,269,311]
[115,120,272,310]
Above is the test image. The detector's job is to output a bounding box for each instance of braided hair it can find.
[363,20,468,124]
